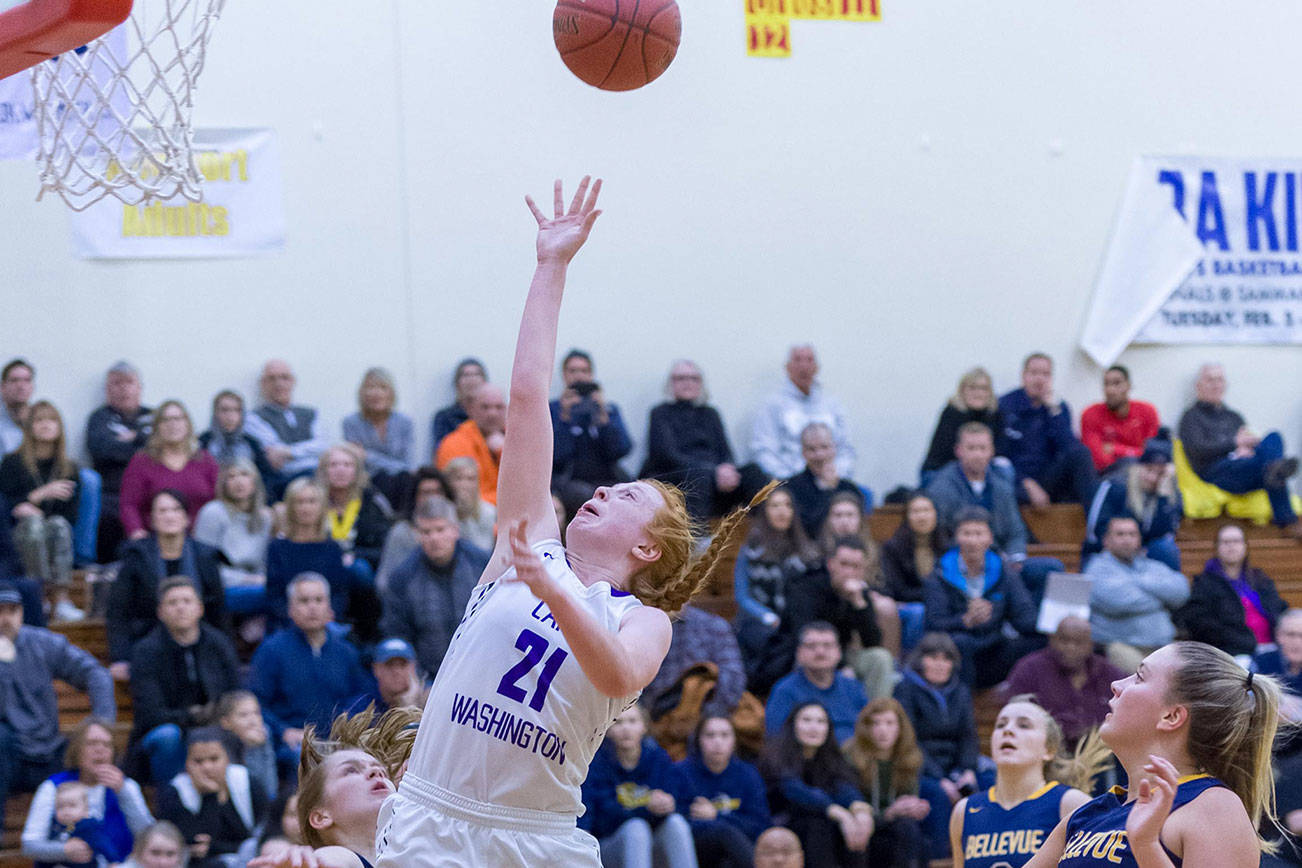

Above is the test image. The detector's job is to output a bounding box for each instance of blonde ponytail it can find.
[1168,641,1285,853]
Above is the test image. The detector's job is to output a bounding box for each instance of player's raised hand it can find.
[1126,754,1178,852]
[503,520,559,601]
[526,176,602,264]
[248,844,320,868]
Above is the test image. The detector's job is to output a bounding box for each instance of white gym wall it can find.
[2,0,1301,495]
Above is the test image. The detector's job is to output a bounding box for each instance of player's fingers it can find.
[525,195,545,224]
[582,209,602,234]
[553,179,564,218]
[584,177,602,213]
[1147,755,1179,786]
[1136,778,1151,801]
[510,520,529,550]
[569,175,590,214]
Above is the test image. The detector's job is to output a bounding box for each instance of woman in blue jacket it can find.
[677,715,770,867]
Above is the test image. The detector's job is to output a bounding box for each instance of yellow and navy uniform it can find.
[962,781,1069,868]
[1057,774,1224,867]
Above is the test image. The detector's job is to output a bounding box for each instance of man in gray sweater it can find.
[926,422,1028,560]
[0,582,116,827]
[1086,516,1190,673]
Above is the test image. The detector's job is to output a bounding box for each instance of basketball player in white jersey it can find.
[374,178,766,866]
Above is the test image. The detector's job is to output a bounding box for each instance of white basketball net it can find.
[30,0,226,211]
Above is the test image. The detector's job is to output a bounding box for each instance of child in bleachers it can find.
[156,727,267,868]
[35,780,115,868]
[580,704,699,868]
[842,698,931,868]
[218,689,278,801]
[676,715,770,868]
[758,701,872,868]
[120,821,187,868]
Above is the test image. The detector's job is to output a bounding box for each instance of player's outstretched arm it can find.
[483,177,602,582]
[1021,815,1069,868]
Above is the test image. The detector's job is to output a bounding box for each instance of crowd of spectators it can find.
[1,346,1301,867]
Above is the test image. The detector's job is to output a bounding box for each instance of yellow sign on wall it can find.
[745,0,880,57]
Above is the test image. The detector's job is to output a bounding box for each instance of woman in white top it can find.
[22,717,154,864]
[193,458,273,615]
[374,178,767,867]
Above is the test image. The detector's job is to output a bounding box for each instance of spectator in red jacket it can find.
[1079,365,1161,475]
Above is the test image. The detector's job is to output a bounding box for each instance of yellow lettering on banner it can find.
[746,15,791,56]
[120,200,231,238]
[195,149,252,183]
[744,0,878,56]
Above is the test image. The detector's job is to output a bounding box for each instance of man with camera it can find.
[549,349,634,511]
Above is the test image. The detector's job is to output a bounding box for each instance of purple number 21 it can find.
[496,629,568,712]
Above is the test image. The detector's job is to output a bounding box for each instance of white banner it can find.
[70,127,285,259]
[0,24,129,160]
[1082,156,1302,365]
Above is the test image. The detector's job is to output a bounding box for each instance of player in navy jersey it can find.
[373,178,770,867]
[950,695,1103,867]
[1021,641,1284,868]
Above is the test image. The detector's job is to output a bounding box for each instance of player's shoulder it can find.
[620,603,670,634]
[309,846,369,868]
[1058,786,1091,818]
[1173,780,1250,822]
[1163,783,1256,863]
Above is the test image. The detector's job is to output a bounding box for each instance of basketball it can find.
[552,0,681,92]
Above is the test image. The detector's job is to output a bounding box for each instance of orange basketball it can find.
[552,0,681,92]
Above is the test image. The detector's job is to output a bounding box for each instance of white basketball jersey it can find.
[403,538,644,816]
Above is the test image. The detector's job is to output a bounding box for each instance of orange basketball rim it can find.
[0,0,133,81]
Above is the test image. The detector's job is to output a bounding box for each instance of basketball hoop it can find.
[29,0,226,211]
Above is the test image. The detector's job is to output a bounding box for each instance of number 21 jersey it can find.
[403,538,645,816]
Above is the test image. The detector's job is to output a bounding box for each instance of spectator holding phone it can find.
[548,349,633,511]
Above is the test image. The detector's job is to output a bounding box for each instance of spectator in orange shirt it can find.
[434,383,505,505]
[1079,365,1160,476]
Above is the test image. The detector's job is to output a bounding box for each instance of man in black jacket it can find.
[756,537,894,699]
[1178,363,1299,529]
[923,506,1041,688]
[128,577,239,784]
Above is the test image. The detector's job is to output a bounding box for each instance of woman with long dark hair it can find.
[880,492,946,604]
[759,701,872,867]
[733,485,820,669]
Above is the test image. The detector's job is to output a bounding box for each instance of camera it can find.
[571,381,600,398]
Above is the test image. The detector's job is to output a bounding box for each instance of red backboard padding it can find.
[0,0,133,81]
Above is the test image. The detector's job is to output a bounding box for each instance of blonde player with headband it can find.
[1021,641,1284,868]
[374,178,769,867]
